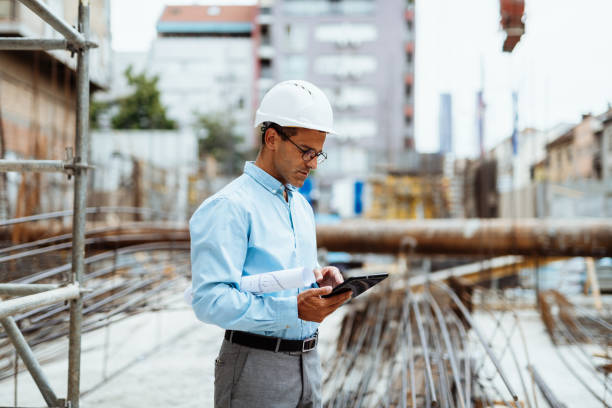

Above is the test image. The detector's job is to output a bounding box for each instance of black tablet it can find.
[320,273,389,299]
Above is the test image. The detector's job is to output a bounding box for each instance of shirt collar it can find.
[244,162,298,195]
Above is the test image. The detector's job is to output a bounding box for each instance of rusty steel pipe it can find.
[316,218,612,257]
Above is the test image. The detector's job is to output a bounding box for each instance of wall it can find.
[148,37,255,147]
[90,130,199,220]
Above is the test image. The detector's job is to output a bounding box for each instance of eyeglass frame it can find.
[263,123,328,164]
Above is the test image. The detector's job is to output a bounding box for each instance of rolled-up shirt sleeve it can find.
[190,197,298,332]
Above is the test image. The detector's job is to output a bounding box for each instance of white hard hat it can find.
[254,80,336,134]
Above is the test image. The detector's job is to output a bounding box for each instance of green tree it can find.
[193,113,254,175]
[89,99,110,130]
[111,66,177,130]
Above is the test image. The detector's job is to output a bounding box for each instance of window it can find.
[260,58,273,78]
[321,86,376,110]
[283,1,375,16]
[334,118,377,139]
[281,24,307,52]
[314,55,377,78]
[405,84,412,99]
[261,25,271,45]
[315,23,377,46]
[279,55,307,80]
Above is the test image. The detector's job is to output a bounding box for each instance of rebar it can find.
[528,365,568,408]
[427,292,467,408]
[409,291,438,406]
[432,281,519,402]
[0,207,172,227]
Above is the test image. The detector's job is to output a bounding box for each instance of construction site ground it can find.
[0,290,608,407]
[0,291,348,407]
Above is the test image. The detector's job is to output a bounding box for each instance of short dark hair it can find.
[260,122,298,146]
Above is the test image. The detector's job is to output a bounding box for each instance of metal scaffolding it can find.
[0,0,95,406]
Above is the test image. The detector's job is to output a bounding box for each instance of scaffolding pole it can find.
[0,285,80,320]
[16,0,86,47]
[0,160,69,173]
[0,316,60,407]
[0,38,68,50]
[0,284,60,296]
[67,1,90,406]
[0,0,93,406]
[0,38,97,51]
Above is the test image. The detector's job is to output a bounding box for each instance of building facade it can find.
[257,0,415,182]
[602,108,612,181]
[545,114,602,184]
[149,5,258,147]
[0,0,111,218]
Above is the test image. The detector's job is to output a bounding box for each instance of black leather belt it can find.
[225,330,318,353]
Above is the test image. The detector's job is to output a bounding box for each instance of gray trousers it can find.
[214,339,322,408]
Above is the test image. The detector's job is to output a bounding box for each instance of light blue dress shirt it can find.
[190,161,319,340]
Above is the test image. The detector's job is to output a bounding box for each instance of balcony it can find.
[404,104,414,117]
[260,66,274,79]
[283,1,375,16]
[404,73,414,85]
[258,44,275,59]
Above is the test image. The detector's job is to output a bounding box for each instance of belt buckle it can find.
[302,335,317,352]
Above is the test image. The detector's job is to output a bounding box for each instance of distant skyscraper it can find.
[476,90,486,157]
[439,93,453,154]
[511,91,518,155]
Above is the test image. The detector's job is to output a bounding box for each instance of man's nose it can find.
[307,157,318,169]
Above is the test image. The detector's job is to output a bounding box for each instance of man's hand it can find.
[313,266,344,289]
[297,287,352,323]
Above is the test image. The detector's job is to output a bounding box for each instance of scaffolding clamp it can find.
[63,147,95,180]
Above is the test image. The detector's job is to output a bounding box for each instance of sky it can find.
[111,0,612,157]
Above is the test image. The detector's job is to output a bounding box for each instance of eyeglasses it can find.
[264,123,328,164]
[282,136,327,164]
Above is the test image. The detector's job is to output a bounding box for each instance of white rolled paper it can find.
[183,266,315,306]
[240,266,314,294]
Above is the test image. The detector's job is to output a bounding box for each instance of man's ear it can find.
[264,128,279,151]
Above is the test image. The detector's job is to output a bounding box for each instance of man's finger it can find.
[333,270,344,285]
[309,286,332,297]
[322,266,343,285]
[324,291,352,306]
[313,269,323,282]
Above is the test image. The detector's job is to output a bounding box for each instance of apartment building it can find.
[256,0,415,181]
[149,5,258,145]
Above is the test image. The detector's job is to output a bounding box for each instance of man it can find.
[190,80,352,408]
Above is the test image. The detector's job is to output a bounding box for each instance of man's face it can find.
[274,128,326,188]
